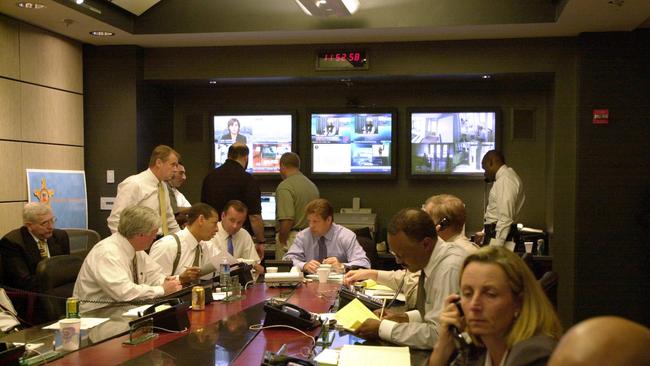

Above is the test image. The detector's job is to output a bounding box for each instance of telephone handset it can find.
[263,299,321,330]
[437,217,451,230]
[449,299,471,350]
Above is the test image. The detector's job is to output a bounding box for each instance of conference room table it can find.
[6,281,341,365]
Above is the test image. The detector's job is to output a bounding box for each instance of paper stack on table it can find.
[333,298,378,331]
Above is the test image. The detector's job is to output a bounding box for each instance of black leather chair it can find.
[539,271,559,309]
[353,227,377,268]
[35,255,84,322]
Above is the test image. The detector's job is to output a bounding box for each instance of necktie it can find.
[416,270,426,317]
[193,244,202,267]
[132,255,139,284]
[317,236,327,262]
[227,236,234,256]
[167,182,178,214]
[37,240,49,259]
[157,182,169,236]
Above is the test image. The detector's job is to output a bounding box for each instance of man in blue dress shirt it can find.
[284,198,370,274]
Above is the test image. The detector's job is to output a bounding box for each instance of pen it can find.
[379,298,387,320]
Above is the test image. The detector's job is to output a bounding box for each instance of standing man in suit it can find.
[0,202,70,292]
[201,143,266,259]
[108,145,181,237]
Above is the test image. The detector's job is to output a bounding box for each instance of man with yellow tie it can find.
[0,203,70,293]
[108,145,181,236]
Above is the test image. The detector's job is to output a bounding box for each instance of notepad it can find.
[334,298,379,331]
[338,345,410,366]
[361,279,393,291]
[314,348,339,366]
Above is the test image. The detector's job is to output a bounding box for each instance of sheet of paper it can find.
[212,292,227,301]
[43,317,109,330]
[12,343,45,351]
[338,345,410,366]
[334,298,379,331]
[363,280,393,292]
[314,348,340,366]
[122,304,151,317]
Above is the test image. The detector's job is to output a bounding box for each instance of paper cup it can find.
[317,267,330,283]
[524,241,533,254]
[60,318,81,351]
[266,267,278,273]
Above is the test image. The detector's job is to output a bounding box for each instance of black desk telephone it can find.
[263,299,321,330]
[338,285,385,311]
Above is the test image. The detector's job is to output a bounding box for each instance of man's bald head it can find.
[548,316,650,366]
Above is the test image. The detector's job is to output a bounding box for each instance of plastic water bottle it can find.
[220,258,230,288]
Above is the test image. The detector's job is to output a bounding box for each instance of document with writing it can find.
[334,298,379,331]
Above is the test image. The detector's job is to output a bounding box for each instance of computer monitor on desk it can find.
[261,192,276,226]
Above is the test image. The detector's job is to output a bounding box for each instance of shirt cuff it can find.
[154,286,165,297]
[378,319,397,341]
[406,309,422,323]
[375,270,393,286]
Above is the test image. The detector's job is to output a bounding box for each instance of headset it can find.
[437,217,451,231]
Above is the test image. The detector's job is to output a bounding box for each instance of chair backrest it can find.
[539,270,559,309]
[35,255,84,322]
[63,228,101,256]
[353,227,377,268]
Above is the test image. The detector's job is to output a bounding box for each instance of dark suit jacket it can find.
[220,133,247,144]
[464,334,558,366]
[0,226,70,291]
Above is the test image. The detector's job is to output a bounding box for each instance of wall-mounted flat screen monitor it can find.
[308,110,396,178]
[213,113,295,175]
[409,109,499,177]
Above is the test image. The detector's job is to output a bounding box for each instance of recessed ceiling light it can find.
[89,31,115,37]
[209,81,217,84]
[17,2,46,9]
[481,74,492,79]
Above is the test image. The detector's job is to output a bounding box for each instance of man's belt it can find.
[484,223,519,242]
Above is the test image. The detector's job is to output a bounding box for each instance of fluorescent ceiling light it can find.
[294,0,360,17]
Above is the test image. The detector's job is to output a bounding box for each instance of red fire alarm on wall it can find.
[592,109,609,124]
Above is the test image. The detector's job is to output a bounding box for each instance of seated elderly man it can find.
[284,198,370,274]
[73,206,181,312]
[548,316,650,366]
[149,203,220,283]
[0,202,70,292]
[210,200,265,274]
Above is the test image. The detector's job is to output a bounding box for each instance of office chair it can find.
[63,228,101,257]
[35,255,84,322]
[539,271,559,309]
[353,227,378,268]
[1,252,36,326]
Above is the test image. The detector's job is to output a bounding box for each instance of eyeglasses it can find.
[37,217,57,226]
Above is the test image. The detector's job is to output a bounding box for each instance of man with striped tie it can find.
[107,145,180,237]
[149,203,221,283]
[210,200,264,274]
[0,203,69,293]
[284,199,370,274]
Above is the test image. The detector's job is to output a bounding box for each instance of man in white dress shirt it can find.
[74,206,182,312]
[353,208,465,351]
[478,150,526,248]
[167,163,191,228]
[210,200,265,274]
[107,145,180,236]
[423,194,478,255]
[149,203,220,283]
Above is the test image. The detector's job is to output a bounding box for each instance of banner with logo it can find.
[26,169,88,229]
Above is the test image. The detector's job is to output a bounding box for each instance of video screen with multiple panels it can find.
[309,110,396,178]
[409,109,498,176]
[213,113,294,175]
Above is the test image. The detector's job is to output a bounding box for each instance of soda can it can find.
[192,286,205,311]
[66,297,80,318]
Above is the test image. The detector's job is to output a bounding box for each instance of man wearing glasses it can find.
[0,202,70,292]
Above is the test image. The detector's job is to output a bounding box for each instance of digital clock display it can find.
[316,50,368,70]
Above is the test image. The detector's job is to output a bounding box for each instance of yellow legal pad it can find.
[333,298,379,331]
[338,345,410,366]
[361,279,393,292]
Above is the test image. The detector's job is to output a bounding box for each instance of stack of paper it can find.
[43,318,109,330]
[333,298,379,331]
[313,348,339,366]
[338,345,410,366]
